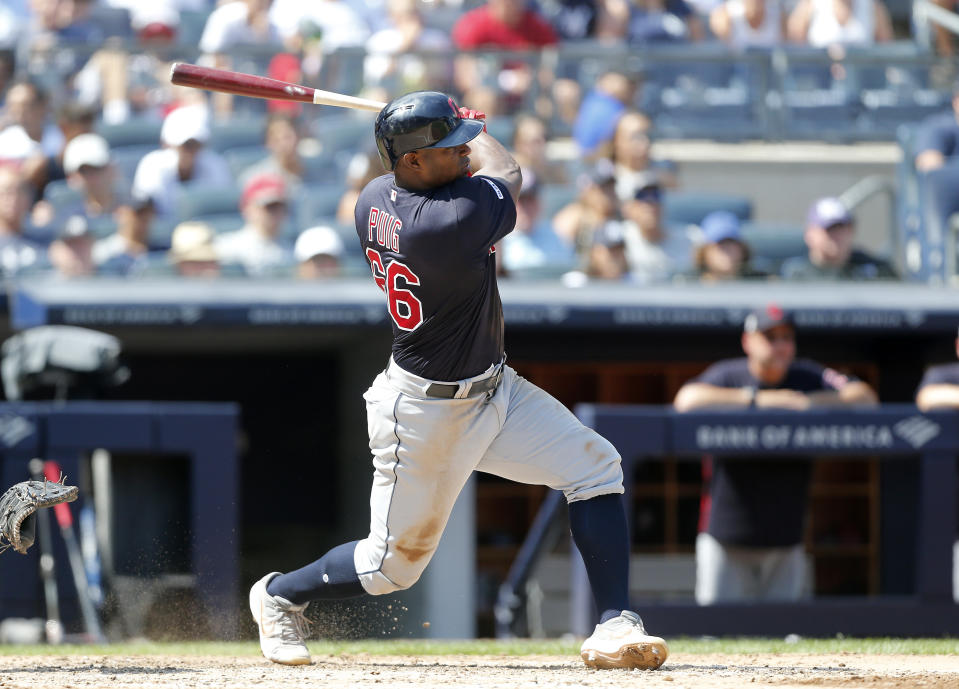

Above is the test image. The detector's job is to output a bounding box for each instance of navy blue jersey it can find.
[355,173,517,381]
[917,362,959,389]
[694,358,854,547]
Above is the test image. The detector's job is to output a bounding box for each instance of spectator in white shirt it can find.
[363,0,451,92]
[787,0,891,48]
[621,181,693,283]
[710,0,785,51]
[270,0,370,52]
[200,0,283,116]
[214,173,294,276]
[131,104,233,220]
[0,80,63,161]
[200,0,281,54]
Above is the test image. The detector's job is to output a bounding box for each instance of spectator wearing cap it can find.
[47,214,95,278]
[131,104,233,220]
[168,221,224,279]
[0,166,46,277]
[692,210,767,281]
[621,180,694,283]
[53,134,123,225]
[215,173,295,276]
[501,170,575,278]
[780,197,896,281]
[674,305,878,604]
[93,192,161,276]
[294,225,344,279]
[553,159,622,270]
[914,325,959,603]
[17,101,98,214]
[585,220,630,281]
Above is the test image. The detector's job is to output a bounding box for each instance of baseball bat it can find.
[43,461,106,643]
[169,62,386,112]
[28,458,63,645]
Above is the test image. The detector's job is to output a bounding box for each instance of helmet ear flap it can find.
[375,136,395,171]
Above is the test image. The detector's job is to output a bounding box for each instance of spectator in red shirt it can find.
[452,0,559,48]
[452,0,559,111]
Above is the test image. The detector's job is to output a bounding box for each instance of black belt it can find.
[425,368,503,399]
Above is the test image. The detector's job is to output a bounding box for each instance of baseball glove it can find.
[0,478,78,555]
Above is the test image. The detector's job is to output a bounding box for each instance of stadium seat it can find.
[295,185,347,229]
[739,221,806,274]
[310,115,373,155]
[177,10,212,47]
[540,184,576,220]
[175,187,242,223]
[111,145,155,186]
[199,214,245,235]
[88,5,132,39]
[224,146,269,179]
[209,118,267,153]
[662,191,752,226]
[96,119,163,148]
[43,180,82,208]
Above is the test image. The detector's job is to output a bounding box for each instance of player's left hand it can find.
[458,107,487,133]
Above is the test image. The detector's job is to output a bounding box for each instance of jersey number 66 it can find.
[366,248,424,332]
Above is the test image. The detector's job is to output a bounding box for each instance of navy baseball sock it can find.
[267,540,365,605]
[568,493,630,624]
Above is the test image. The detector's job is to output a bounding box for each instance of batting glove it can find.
[458,107,487,133]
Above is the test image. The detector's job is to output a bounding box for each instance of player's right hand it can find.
[458,107,487,133]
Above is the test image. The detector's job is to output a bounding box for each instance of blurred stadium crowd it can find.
[0,0,956,283]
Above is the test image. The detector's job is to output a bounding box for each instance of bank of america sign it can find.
[695,416,941,451]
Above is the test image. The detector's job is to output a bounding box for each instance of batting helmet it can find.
[374,91,485,171]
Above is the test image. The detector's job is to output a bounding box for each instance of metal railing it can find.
[914,0,959,50]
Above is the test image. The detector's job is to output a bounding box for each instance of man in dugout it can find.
[673,305,878,604]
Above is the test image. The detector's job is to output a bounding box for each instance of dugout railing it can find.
[495,404,959,638]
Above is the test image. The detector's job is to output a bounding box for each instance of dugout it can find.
[0,401,238,639]
[1,277,957,639]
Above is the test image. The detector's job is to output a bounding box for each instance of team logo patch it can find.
[483,178,504,200]
[390,189,396,201]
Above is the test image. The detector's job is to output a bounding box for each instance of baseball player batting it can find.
[249,91,668,671]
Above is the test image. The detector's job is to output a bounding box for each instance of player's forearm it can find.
[916,384,959,411]
[807,382,878,408]
[469,132,522,202]
[674,383,751,412]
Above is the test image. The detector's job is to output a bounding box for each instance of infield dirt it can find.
[0,652,957,689]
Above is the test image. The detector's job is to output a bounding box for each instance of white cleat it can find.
[249,572,312,666]
[580,610,669,670]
